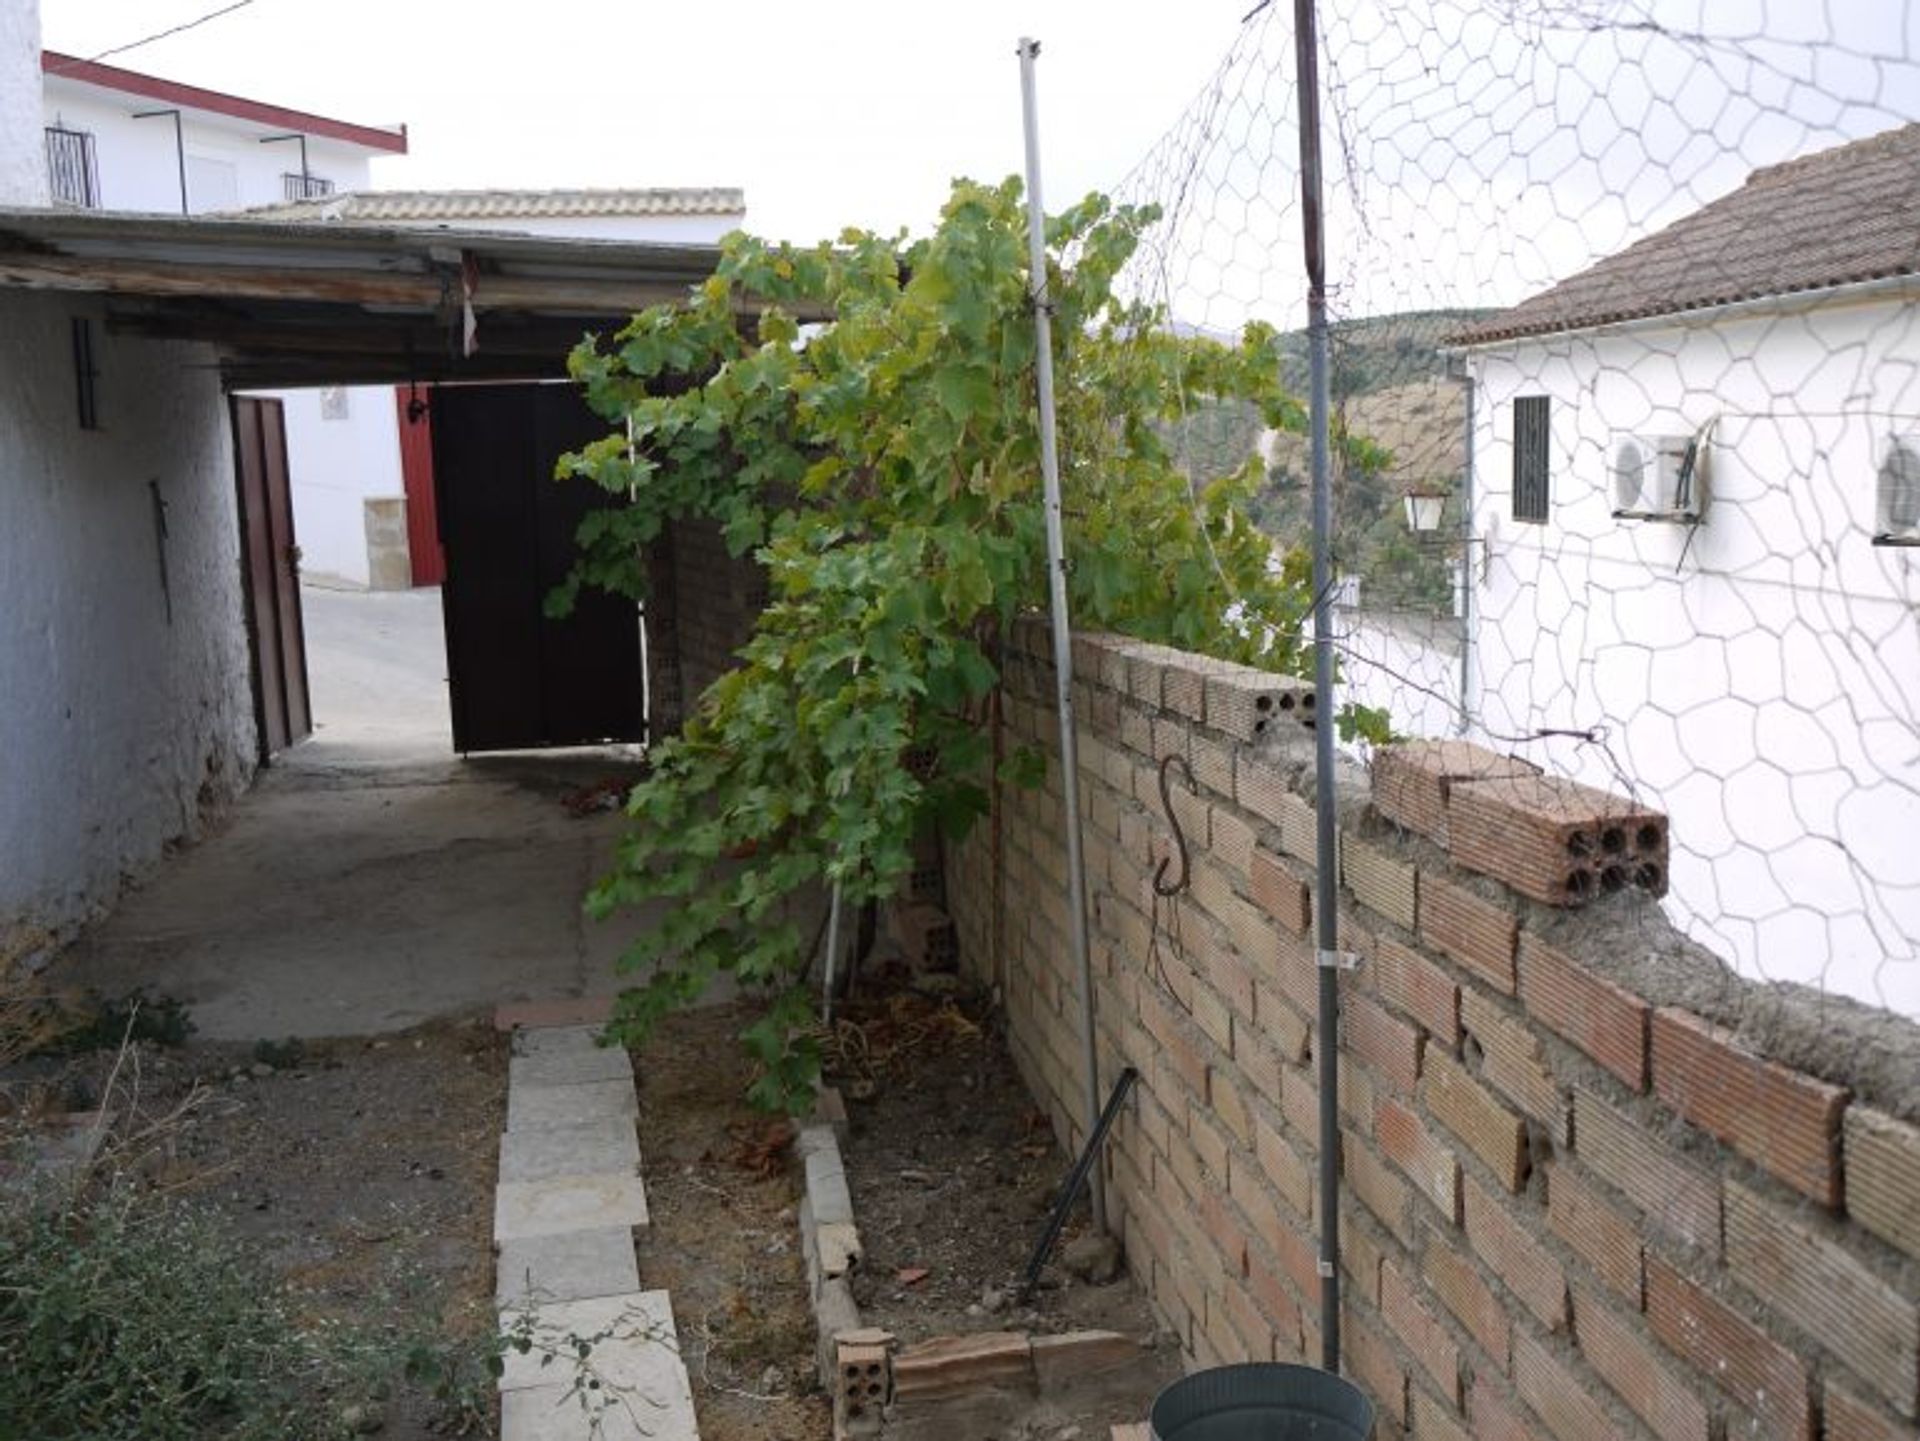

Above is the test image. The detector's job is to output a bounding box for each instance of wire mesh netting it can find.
[1098,0,1920,1016]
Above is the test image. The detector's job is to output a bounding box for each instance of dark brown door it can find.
[232,394,311,758]
[432,383,644,753]
[396,385,445,587]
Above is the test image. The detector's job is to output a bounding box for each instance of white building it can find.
[3,0,731,963]
[1451,122,1920,1017]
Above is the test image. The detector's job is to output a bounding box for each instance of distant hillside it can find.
[1167,309,1491,616]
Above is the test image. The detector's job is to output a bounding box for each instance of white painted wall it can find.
[37,80,380,214]
[1461,287,1920,1016]
[0,289,257,960]
[0,0,46,205]
[275,386,405,588]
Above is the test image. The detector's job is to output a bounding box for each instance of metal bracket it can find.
[1316,1259,1336,1278]
[1317,948,1360,971]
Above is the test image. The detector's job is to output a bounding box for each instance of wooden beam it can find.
[0,253,445,306]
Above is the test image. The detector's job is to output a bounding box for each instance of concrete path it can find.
[496,1024,698,1440]
[55,585,656,1040]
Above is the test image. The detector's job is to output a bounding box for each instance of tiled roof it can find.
[242,187,745,223]
[1454,122,1920,345]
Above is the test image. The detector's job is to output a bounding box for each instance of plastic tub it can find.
[1149,1362,1375,1441]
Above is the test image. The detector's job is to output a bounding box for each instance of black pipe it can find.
[1016,1066,1139,1304]
[1292,0,1343,1375]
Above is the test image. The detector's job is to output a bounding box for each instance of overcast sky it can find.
[41,0,1259,245]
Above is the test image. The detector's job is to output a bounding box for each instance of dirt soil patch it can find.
[2,1013,507,1438]
[826,987,1181,1432]
[628,1001,832,1441]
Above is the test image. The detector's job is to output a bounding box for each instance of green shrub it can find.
[0,1183,342,1441]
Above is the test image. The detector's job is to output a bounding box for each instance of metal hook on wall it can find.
[1153,752,1196,897]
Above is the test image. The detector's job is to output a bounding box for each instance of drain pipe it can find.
[1292,0,1343,1373]
[1017,35,1107,1235]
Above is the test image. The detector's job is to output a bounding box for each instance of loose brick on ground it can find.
[891,1332,1034,1402]
[1650,1008,1848,1207]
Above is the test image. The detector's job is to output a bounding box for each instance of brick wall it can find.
[647,517,766,739]
[945,618,1920,1441]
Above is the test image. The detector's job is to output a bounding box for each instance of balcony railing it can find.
[282,172,336,201]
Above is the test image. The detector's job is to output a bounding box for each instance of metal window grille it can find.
[45,127,100,209]
[282,172,336,201]
[1513,395,1551,523]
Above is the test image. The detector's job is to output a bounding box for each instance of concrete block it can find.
[510,1046,634,1088]
[500,1383,666,1441]
[497,1293,694,1439]
[495,1174,649,1241]
[499,1118,641,1184]
[511,1024,607,1058]
[804,1140,855,1227]
[496,1227,640,1307]
[508,1078,637,1132]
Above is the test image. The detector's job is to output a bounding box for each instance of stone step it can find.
[498,1291,697,1440]
[495,1172,650,1242]
[499,1116,642,1184]
[496,1226,642,1308]
[508,1076,637,1132]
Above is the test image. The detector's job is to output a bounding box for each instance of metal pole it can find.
[822,883,845,1026]
[132,109,188,214]
[1456,363,1477,733]
[1017,35,1107,1235]
[1292,0,1342,1374]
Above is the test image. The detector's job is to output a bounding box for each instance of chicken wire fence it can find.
[1087,0,1920,1018]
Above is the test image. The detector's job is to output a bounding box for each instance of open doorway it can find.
[251,380,646,771]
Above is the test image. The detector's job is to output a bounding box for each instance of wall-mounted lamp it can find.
[1403,488,1448,534]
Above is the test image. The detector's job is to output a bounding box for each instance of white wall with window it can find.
[35,81,378,215]
[1458,287,1920,1015]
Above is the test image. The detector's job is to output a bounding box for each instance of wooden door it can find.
[232,395,311,758]
[432,383,644,753]
[396,385,445,586]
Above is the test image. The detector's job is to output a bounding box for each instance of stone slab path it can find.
[496,1023,699,1440]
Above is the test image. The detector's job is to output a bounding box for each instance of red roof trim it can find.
[40,51,408,154]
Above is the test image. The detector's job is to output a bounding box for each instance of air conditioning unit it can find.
[1874,434,1920,546]
[1611,427,1712,523]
